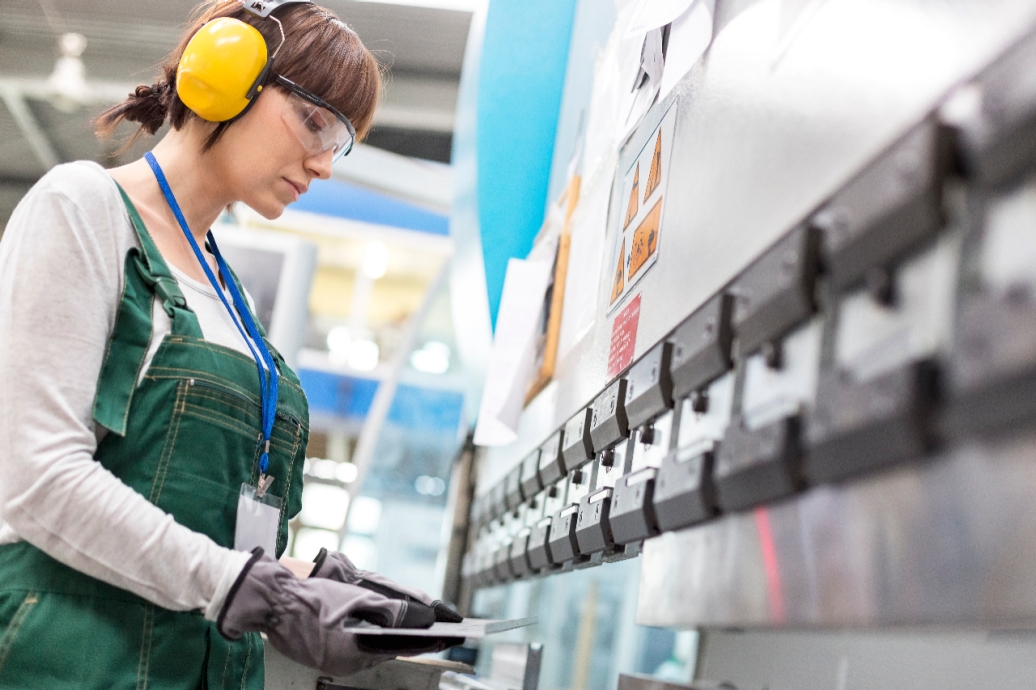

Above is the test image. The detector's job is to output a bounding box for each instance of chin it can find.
[250,200,289,220]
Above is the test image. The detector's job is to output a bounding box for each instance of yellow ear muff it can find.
[176,17,269,122]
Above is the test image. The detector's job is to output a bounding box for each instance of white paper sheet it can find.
[473,258,553,446]
[659,0,715,100]
[557,154,615,361]
[626,0,697,36]
[617,27,664,146]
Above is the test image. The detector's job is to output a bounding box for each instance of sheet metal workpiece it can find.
[538,429,567,486]
[575,487,615,554]
[731,225,820,356]
[653,447,717,532]
[714,415,802,512]
[670,293,735,399]
[610,468,661,544]
[526,514,554,570]
[805,360,939,485]
[561,409,594,474]
[814,120,946,292]
[547,503,581,563]
[625,342,674,429]
[520,449,543,500]
[590,379,630,455]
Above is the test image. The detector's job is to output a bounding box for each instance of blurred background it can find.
[0,0,475,593]
[0,2,706,686]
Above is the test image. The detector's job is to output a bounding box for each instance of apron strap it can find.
[92,184,201,435]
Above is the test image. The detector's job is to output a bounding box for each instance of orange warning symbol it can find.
[623,166,639,230]
[644,129,663,202]
[629,198,662,279]
[610,239,626,304]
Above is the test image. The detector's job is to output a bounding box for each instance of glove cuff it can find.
[217,547,266,640]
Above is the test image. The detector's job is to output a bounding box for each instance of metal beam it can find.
[0,86,59,171]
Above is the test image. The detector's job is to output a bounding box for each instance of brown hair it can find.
[96,1,382,149]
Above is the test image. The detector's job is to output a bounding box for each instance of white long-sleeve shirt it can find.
[0,161,267,619]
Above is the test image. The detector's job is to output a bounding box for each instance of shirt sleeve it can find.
[0,168,250,619]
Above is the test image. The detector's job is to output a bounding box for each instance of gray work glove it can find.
[311,547,464,624]
[218,549,461,677]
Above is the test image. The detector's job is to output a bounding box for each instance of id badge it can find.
[234,482,282,554]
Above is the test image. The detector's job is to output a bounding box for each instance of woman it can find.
[0,1,458,687]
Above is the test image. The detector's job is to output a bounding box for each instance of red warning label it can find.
[608,294,641,378]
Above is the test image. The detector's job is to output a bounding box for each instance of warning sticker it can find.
[608,294,642,377]
[608,103,677,312]
[628,198,662,279]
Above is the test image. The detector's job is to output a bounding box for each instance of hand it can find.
[311,547,464,624]
[218,549,459,677]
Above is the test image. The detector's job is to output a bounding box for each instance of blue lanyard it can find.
[144,152,279,477]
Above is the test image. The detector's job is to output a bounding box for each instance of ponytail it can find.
[95,70,175,144]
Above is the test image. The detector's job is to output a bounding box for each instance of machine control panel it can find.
[520,449,543,499]
[731,225,820,355]
[958,31,1036,188]
[561,408,594,472]
[508,528,533,578]
[490,482,507,521]
[547,504,581,563]
[625,342,674,429]
[805,360,938,485]
[538,430,567,486]
[527,515,554,571]
[575,488,615,554]
[610,468,660,544]
[714,416,802,512]
[504,464,525,512]
[653,446,716,532]
[670,293,735,399]
[815,120,945,291]
[590,379,630,453]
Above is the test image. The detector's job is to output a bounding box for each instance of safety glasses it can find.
[274,75,356,162]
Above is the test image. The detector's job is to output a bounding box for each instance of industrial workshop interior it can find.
[5,0,1036,688]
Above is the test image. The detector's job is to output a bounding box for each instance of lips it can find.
[284,178,307,201]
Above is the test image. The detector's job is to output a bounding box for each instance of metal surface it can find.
[264,647,471,690]
[470,0,1036,634]
[480,0,1036,485]
[638,428,1036,628]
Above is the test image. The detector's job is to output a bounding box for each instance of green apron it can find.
[0,188,308,689]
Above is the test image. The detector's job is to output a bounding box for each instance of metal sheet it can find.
[637,429,1036,627]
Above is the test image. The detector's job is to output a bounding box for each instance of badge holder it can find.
[235,475,281,554]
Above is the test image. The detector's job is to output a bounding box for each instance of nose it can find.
[305,148,334,180]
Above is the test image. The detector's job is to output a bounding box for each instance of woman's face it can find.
[211,85,335,219]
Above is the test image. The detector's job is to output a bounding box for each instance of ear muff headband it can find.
[175,0,313,123]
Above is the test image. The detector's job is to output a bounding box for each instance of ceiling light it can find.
[335,462,359,484]
[47,32,90,111]
[327,326,351,363]
[415,475,446,496]
[348,339,380,371]
[410,341,451,374]
[362,241,388,280]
